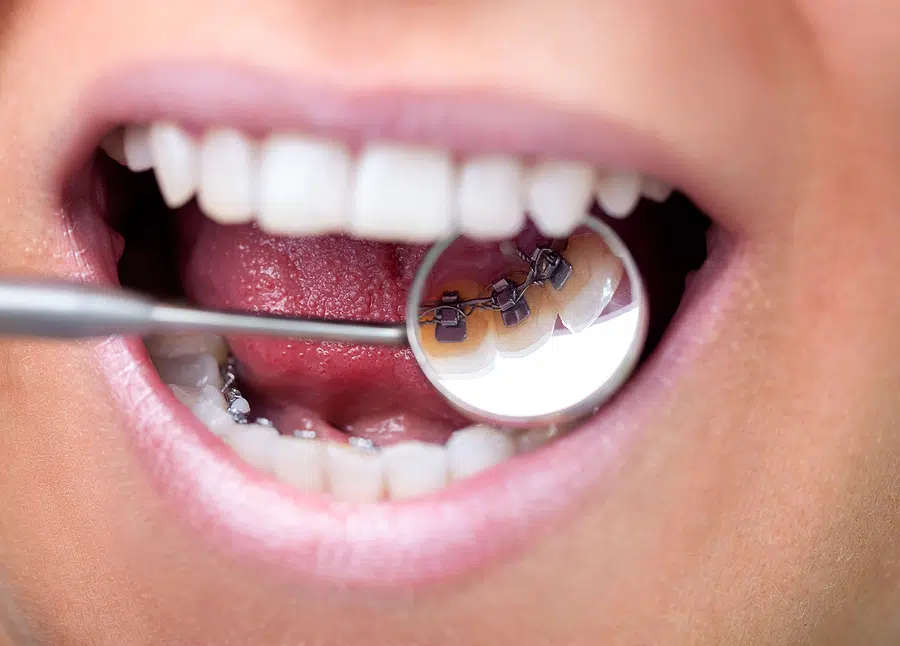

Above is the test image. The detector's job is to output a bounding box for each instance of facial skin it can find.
[2,1,900,644]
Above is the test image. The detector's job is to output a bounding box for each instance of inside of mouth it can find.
[77,126,710,502]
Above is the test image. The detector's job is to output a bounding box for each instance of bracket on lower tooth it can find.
[531,248,573,291]
[434,292,468,343]
[492,278,531,328]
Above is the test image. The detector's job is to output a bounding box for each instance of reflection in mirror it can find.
[411,220,647,425]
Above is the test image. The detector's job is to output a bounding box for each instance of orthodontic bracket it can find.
[419,243,574,342]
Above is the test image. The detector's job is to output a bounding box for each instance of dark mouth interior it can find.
[85,144,711,441]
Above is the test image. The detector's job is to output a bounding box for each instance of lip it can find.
[56,63,746,588]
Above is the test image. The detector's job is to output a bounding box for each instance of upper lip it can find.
[55,61,739,589]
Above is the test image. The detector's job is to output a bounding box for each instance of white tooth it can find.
[548,233,623,333]
[641,176,673,203]
[149,122,199,208]
[515,426,560,454]
[381,441,448,499]
[123,125,154,172]
[146,333,228,365]
[198,129,257,224]
[596,171,642,218]
[257,134,351,235]
[168,384,201,407]
[270,436,326,492]
[154,353,223,389]
[493,286,557,358]
[225,425,279,472]
[326,443,384,503]
[191,385,239,437]
[350,144,456,242]
[445,425,516,480]
[526,161,594,237]
[457,155,526,239]
[100,129,128,165]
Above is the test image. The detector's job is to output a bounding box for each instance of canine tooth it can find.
[149,122,199,208]
[381,441,448,499]
[100,129,127,165]
[526,161,594,237]
[270,436,326,493]
[641,176,673,203]
[198,129,257,224]
[548,233,624,333]
[350,144,456,242]
[123,125,154,172]
[419,280,496,377]
[446,425,516,480]
[191,385,240,437]
[493,286,557,358]
[146,333,229,366]
[596,171,642,218]
[257,134,351,235]
[457,155,526,239]
[154,353,223,389]
[326,443,384,503]
[225,425,280,472]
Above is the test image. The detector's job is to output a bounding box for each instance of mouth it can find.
[56,67,726,588]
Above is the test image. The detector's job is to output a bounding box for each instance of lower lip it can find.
[64,182,742,590]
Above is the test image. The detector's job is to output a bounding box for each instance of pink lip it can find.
[56,64,745,588]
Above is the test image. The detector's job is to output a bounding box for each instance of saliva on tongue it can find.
[176,204,550,447]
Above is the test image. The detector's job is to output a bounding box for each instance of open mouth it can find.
[57,72,721,587]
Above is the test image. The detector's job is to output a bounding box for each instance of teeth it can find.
[154,353,224,389]
[526,161,595,237]
[641,176,674,203]
[419,280,496,377]
[145,333,228,365]
[493,286,557,358]
[595,171,642,218]
[381,441,449,499]
[445,425,516,480]
[114,121,674,240]
[224,425,280,472]
[350,144,456,242]
[149,123,199,209]
[547,233,624,333]
[123,125,154,172]
[270,435,326,493]
[198,129,258,224]
[326,443,385,503]
[189,385,239,438]
[515,425,561,454]
[457,156,527,239]
[257,134,352,235]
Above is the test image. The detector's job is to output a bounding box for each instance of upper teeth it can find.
[104,123,673,242]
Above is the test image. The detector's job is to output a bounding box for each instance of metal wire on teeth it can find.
[219,357,318,438]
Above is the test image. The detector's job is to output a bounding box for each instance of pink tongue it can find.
[177,205,473,444]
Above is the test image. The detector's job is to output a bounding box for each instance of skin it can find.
[2,0,900,643]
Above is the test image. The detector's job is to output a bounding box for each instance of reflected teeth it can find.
[493,285,557,359]
[547,233,624,333]
[419,280,496,377]
[103,124,675,241]
[147,336,560,502]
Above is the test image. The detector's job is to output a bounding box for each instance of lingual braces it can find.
[418,244,574,344]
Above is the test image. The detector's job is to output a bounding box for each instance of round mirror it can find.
[406,217,649,428]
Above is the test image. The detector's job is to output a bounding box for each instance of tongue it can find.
[177,205,468,445]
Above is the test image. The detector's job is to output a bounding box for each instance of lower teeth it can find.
[146,333,560,502]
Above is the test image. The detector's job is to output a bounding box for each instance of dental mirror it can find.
[406,216,648,428]
[0,217,647,429]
